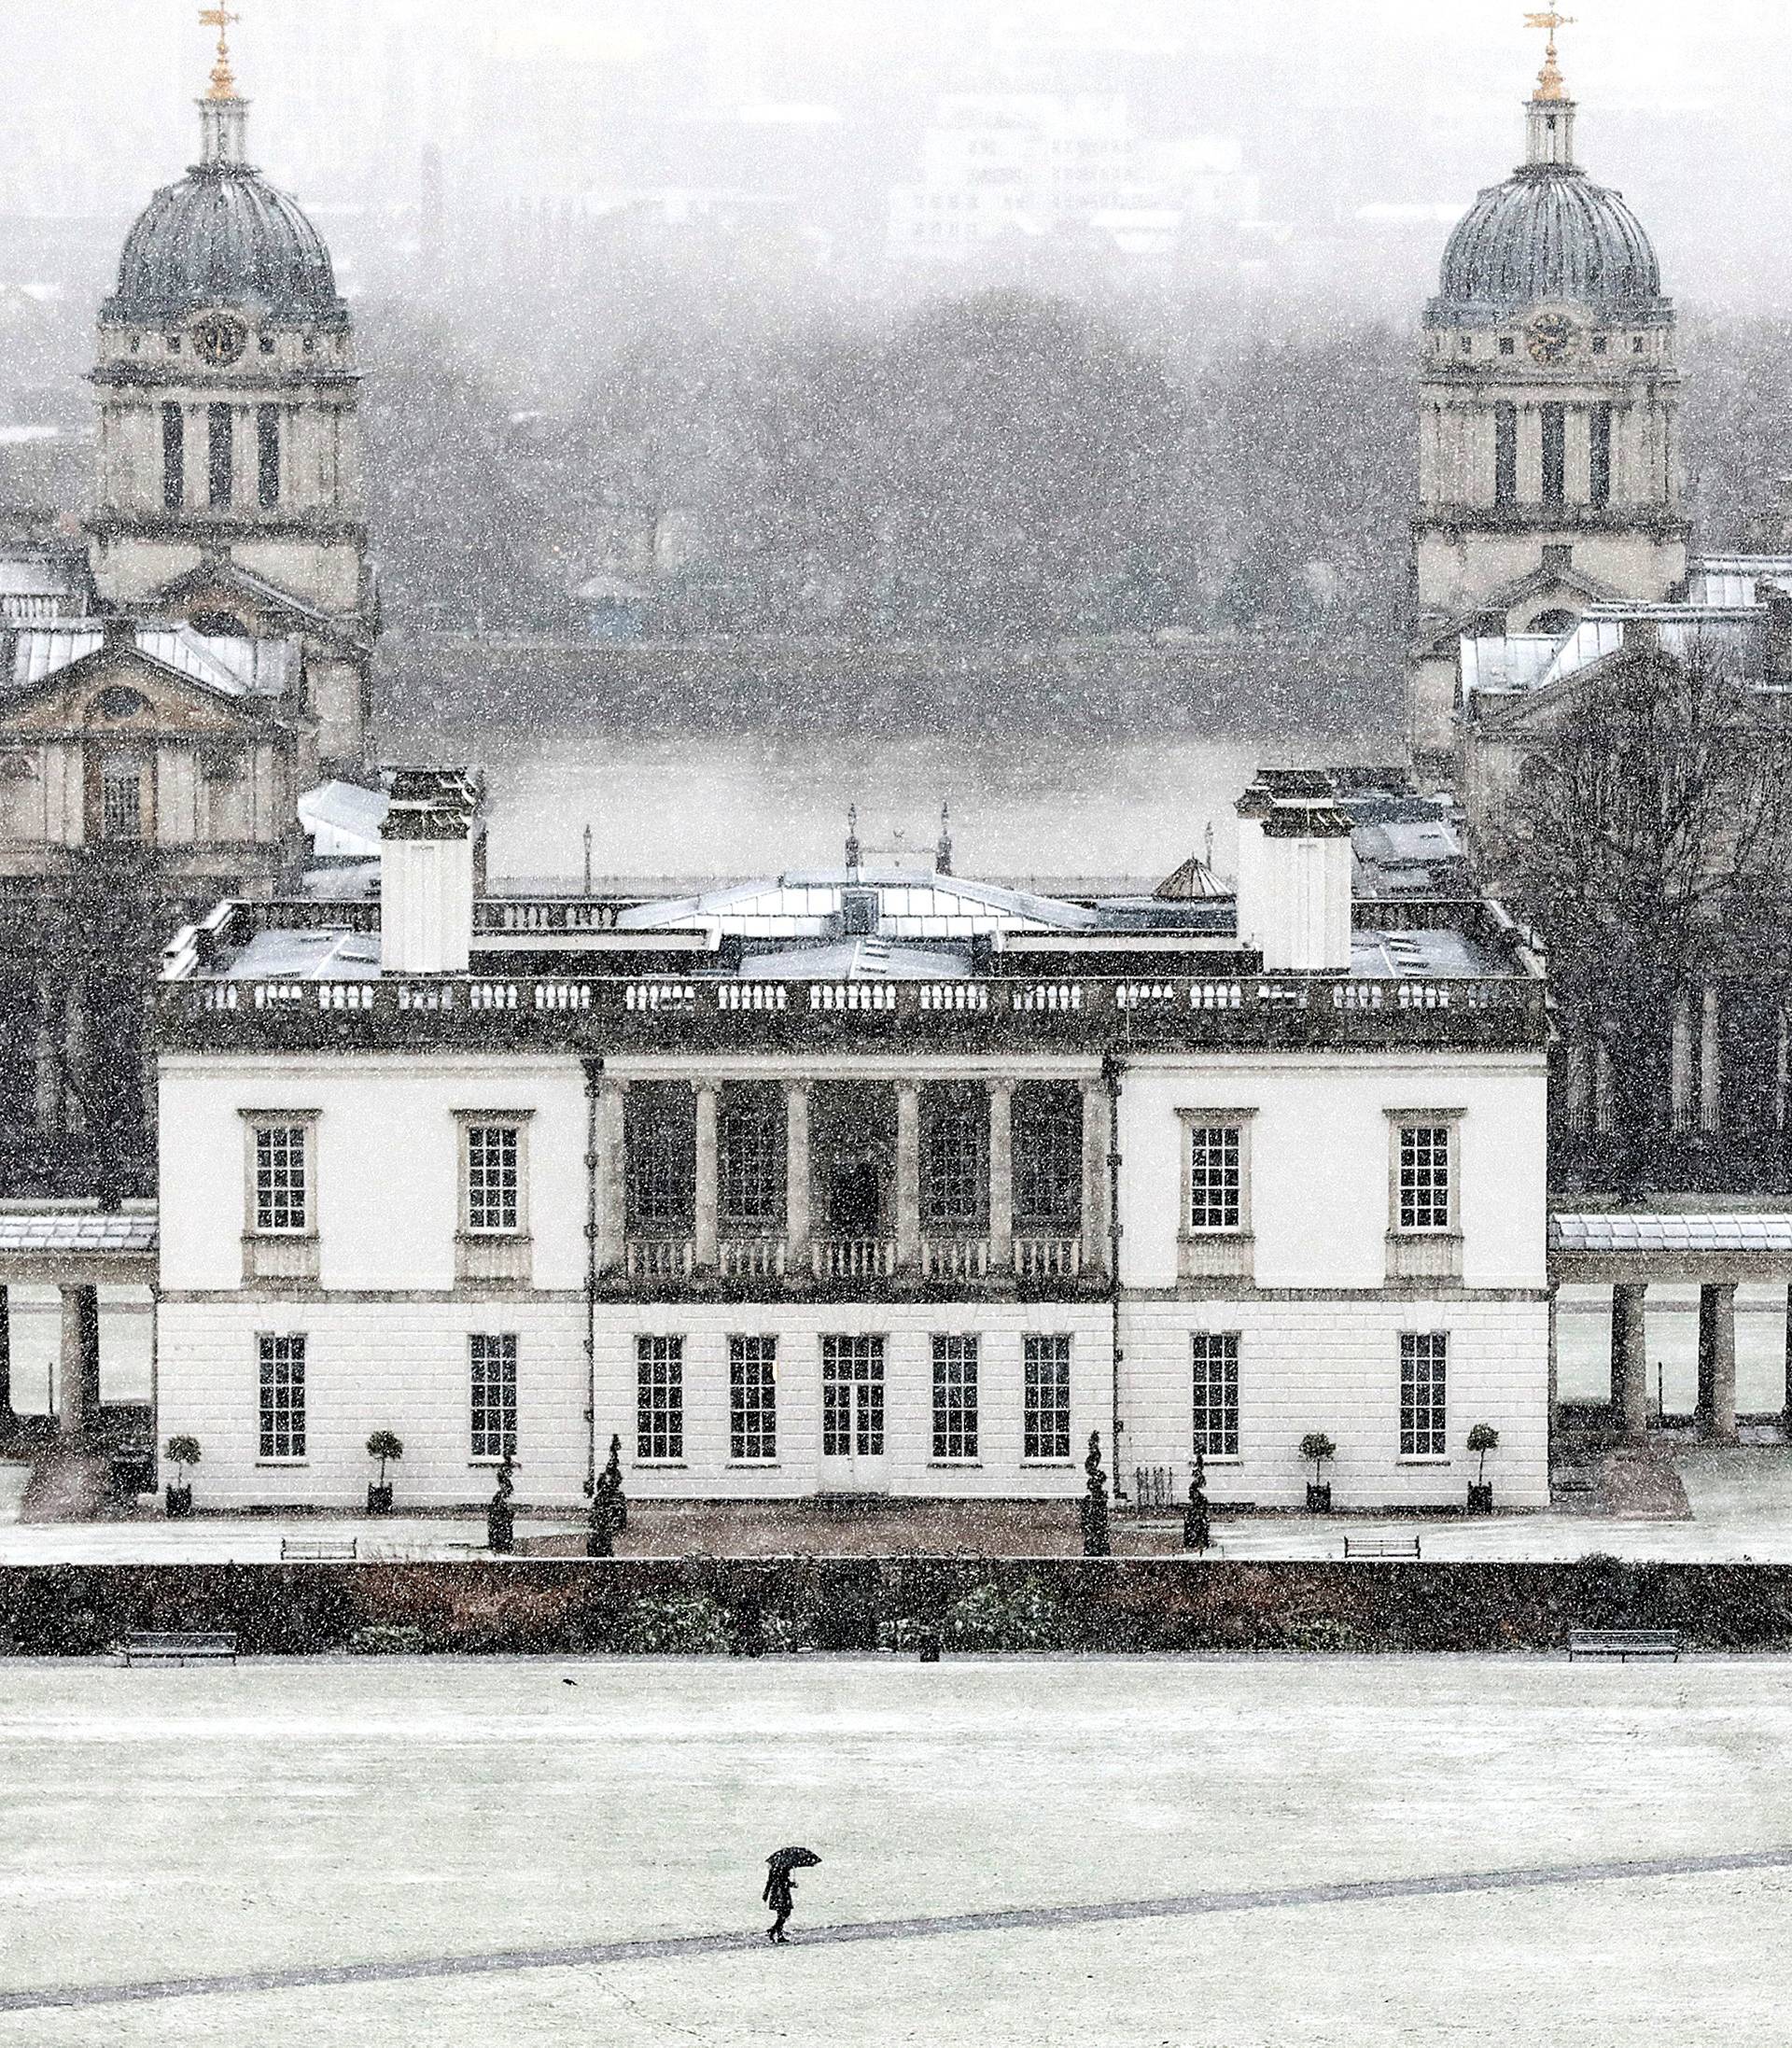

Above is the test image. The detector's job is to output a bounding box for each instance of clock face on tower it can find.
[191,313,249,368]
[1526,312,1578,365]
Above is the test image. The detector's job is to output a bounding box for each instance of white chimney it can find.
[379,767,484,975]
[1234,779,1353,974]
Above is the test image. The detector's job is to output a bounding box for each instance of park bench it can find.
[118,1631,237,1667]
[279,1536,358,1562]
[1568,1628,1683,1662]
[1341,1534,1421,1560]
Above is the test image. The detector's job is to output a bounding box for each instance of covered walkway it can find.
[0,1205,157,1438]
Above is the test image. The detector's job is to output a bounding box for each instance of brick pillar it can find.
[784,1081,810,1269]
[693,1081,719,1269]
[987,1080,1014,1272]
[1611,1283,1648,1442]
[896,1082,921,1271]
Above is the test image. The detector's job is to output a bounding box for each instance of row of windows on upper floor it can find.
[1489,400,1631,511]
[1432,330,1663,361]
[120,330,347,361]
[161,402,280,513]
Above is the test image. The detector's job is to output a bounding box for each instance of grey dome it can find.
[1432,165,1664,323]
[105,161,343,327]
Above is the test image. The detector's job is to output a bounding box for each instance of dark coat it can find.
[763,1871,795,1913]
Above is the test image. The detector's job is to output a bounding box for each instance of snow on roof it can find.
[1688,555,1792,608]
[740,939,973,980]
[0,1210,158,1255]
[1460,634,1558,697]
[224,929,381,980]
[6,624,295,699]
[1551,1213,1792,1255]
[614,869,1100,940]
[299,779,388,857]
[1465,607,1767,701]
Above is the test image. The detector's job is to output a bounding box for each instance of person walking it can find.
[763,1846,819,1943]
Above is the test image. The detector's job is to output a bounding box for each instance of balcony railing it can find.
[719,1237,786,1278]
[922,1235,990,1280]
[626,1237,694,1280]
[1015,1233,1083,1278]
[813,1237,896,1281]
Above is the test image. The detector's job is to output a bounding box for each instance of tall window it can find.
[1014,1086,1082,1226]
[257,404,281,508]
[627,1087,694,1233]
[254,1123,309,1233]
[721,1090,781,1230]
[1397,1123,1452,1232]
[208,402,234,509]
[923,1090,983,1227]
[258,1333,306,1460]
[729,1336,777,1462]
[101,763,142,842]
[1188,1124,1242,1230]
[1493,401,1518,506]
[1024,1334,1071,1461]
[465,1124,520,1234]
[469,1333,517,1460]
[161,402,185,511]
[636,1336,683,1460]
[931,1335,979,1460]
[1400,1332,1449,1457]
[821,1334,885,1459]
[1541,402,1565,506]
[1590,402,1613,510]
[1192,1332,1240,1458]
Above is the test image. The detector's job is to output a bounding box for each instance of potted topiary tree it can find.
[163,1435,200,1519]
[1466,1424,1499,1514]
[1300,1432,1336,1513]
[365,1430,403,1515]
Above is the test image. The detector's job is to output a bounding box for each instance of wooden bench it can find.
[118,1632,237,1667]
[279,1536,358,1562]
[1568,1628,1683,1662]
[1341,1535,1421,1560]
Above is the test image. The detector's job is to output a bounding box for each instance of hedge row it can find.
[5,1555,1792,1655]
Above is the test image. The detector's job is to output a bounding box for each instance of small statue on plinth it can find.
[487,1452,516,1556]
[1183,1452,1211,1553]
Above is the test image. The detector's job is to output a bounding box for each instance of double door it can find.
[820,1336,887,1492]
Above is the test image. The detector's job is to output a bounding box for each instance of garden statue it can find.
[1183,1452,1211,1552]
[487,1452,515,1555]
[1081,1430,1112,1557]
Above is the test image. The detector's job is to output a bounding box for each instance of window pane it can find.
[1192,1332,1239,1458]
[208,402,234,509]
[255,1124,308,1232]
[101,765,142,842]
[1494,401,1517,507]
[1014,1087,1082,1227]
[1541,401,1565,507]
[635,1335,683,1461]
[1023,1334,1071,1461]
[258,1333,306,1460]
[469,1332,518,1459]
[1401,1332,1448,1457]
[729,1335,777,1461]
[1188,1125,1241,1230]
[822,1335,884,1458]
[1399,1124,1451,1231]
[923,1093,984,1227]
[628,1087,694,1231]
[931,1334,979,1460]
[257,404,281,508]
[161,401,184,511]
[466,1124,519,1233]
[721,1093,781,1229]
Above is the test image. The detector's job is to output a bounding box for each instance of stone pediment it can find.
[0,637,295,738]
[1419,559,1625,657]
[142,558,361,648]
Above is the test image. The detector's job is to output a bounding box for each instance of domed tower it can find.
[85,7,372,770]
[1408,14,1687,767]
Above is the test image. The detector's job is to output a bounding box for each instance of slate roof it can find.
[0,1211,158,1255]
[1550,1213,1792,1254]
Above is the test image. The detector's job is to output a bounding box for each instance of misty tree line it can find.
[358,292,1792,643]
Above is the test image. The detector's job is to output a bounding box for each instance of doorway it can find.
[820,1334,887,1492]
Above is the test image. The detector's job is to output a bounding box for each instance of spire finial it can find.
[1525,8,1575,102]
[201,5,242,102]
[845,806,861,875]
[935,798,954,877]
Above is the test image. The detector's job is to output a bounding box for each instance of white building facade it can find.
[153,769,1552,1514]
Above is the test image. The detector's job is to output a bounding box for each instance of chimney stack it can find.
[1234,771,1353,973]
[378,766,484,975]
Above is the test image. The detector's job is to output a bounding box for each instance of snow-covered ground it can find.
[0,1656,1787,2044]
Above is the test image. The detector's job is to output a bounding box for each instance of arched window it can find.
[161,403,184,512]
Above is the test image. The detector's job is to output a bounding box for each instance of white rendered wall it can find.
[380,837,475,975]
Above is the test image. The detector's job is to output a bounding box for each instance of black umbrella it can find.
[767,1847,821,1873]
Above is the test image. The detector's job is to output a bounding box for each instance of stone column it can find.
[1671,992,1694,1132]
[693,1081,719,1269]
[1707,1283,1739,1444]
[1081,1078,1111,1276]
[1610,1283,1648,1442]
[0,1283,12,1426]
[1697,1284,1716,1426]
[784,1081,811,1269]
[58,1285,99,1438]
[1700,985,1722,1135]
[1547,1288,1560,1466]
[987,1080,1014,1271]
[1593,1037,1614,1134]
[595,1078,626,1274]
[896,1081,921,1270]
[1783,1284,1792,1437]
[34,975,59,1133]
[62,981,84,1134]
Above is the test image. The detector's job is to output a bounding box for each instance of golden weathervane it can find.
[200,5,242,101]
[1524,8,1576,102]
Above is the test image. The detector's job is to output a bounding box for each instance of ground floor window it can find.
[931,1334,979,1460]
[637,1335,684,1461]
[469,1332,518,1460]
[1023,1334,1071,1460]
[821,1334,885,1458]
[729,1335,777,1462]
[1400,1332,1448,1457]
[1191,1331,1239,1458]
[258,1333,306,1460]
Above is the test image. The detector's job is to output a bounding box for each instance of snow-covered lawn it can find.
[0,1656,1787,2044]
